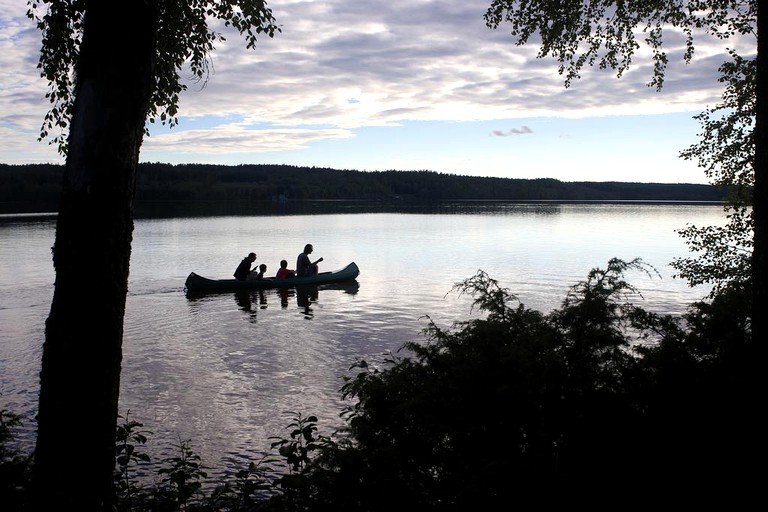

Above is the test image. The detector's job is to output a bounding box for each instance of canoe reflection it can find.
[234,289,268,315]
[190,280,360,321]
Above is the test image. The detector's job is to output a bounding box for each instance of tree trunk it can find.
[33,3,156,510]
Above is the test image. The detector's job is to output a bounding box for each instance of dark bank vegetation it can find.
[2,258,756,510]
[0,162,727,214]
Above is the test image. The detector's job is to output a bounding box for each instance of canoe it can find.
[184,261,360,292]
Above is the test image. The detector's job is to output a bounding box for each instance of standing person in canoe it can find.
[296,244,323,277]
[234,252,257,281]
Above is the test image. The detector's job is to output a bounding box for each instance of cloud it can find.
[492,126,533,136]
[165,0,733,125]
[142,124,355,155]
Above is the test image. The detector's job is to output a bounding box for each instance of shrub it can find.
[261,259,754,510]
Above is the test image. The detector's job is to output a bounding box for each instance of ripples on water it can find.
[0,203,723,479]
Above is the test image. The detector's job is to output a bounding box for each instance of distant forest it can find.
[0,162,727,212]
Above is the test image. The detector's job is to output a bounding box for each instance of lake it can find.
[0,202,725,478]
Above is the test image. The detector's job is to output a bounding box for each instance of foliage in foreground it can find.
[0,408,33,511]
[275,259,755,509]
[1,259,755,510]
[673,49,755,293]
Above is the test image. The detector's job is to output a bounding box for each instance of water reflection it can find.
[130,199,724,219]
[233,290,268,322]
[278,288,291,309]
[187,281,360,322]
[295,286,319,318]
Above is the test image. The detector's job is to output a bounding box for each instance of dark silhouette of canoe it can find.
[185,262,360,292]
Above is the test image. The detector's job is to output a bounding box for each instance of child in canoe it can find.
[276,260,295,279]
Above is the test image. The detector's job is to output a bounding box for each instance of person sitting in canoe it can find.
[296,244,323,277]
[234,252,256,281]
[248,263,267,280]
[275,259,295,279]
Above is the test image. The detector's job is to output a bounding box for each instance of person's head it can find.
[248,252,257,261]
[259,264,267,272]
[280,259,288,268]
[304,244,313,254]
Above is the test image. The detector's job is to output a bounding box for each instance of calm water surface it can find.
[0,203,725,476]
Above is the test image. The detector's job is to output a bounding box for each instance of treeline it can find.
[0,162,727,210]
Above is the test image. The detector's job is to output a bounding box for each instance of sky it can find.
[0,0,757,184]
